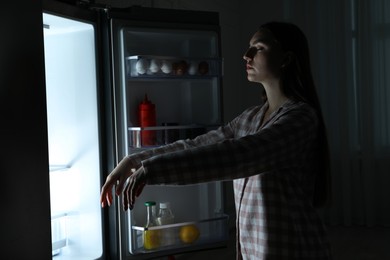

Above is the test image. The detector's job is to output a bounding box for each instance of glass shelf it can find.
[128,124,218,148]
[128,124,211,131]
[126,55,221,79]
[130,214,229,254]
[49,165,71,172]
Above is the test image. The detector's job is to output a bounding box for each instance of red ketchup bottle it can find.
[138,94,156,146]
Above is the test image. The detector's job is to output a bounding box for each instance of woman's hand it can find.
[124,167,146,210]
[100,156,138,209]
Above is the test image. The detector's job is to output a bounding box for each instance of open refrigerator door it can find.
[43,12,103,259]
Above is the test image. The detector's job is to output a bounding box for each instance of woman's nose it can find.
[243,54,251,62]
[243,50,251,61]
[243,48,254,61]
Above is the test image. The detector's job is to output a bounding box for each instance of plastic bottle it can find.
[156,202,175,247]
[144,201,160,250]
[138,94,156,146]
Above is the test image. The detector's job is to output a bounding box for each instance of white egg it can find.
[149,59,161,73]
[188,61,198,75]
[135,58,149,74]
[161,60,173,74]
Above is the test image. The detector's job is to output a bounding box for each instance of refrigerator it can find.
[42,0,227,259]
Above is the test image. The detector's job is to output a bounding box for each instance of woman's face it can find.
[243,29,286,84]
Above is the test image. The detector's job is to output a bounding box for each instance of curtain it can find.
[283,0,390,226]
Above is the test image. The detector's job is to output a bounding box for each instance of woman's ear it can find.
[281,51,295,68]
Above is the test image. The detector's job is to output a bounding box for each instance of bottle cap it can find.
[140,94,155,106]
[144,201,156,206]
[159,202,170,209]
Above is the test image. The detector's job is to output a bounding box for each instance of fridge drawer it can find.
[126,55,221,78]
[130,214,229,254]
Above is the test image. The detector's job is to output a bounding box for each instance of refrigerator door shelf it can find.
[49,164,71,172]
[126,56,221,78]
[51,213,68,256]
[130,214,229,254]
[128,124,217,148]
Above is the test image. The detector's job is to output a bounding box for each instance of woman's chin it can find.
[246,75,259,83]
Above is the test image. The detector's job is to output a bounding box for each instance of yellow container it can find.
[144,229,160,250]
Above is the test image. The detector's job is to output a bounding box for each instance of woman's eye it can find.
[248,46,264,53]
[245,46,265,57]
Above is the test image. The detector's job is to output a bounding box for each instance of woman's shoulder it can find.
[280,100,319,124]
[283,100,317,114]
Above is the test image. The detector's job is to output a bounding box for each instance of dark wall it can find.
[0,1,52,259]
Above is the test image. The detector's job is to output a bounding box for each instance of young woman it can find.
[101,22,332,259]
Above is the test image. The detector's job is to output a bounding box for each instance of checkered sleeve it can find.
[143,103,318,185]
[123,115,239,172]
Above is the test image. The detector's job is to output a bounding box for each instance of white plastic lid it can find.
[159,202,170,209]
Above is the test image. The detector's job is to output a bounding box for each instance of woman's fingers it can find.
[104,189,113,207]
[100,176,114,207]
[101,165,143,211]
[123,178,138,211]
[123,182,130,211]
[116,168,137,195]
[129,175,137,210]
[115,176,125,196]
[127,168,146,210]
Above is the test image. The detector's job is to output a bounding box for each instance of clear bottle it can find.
[144,201,160,250]
[156,202,175,247]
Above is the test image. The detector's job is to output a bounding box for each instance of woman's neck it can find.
[266,95,289,111]
[263,82,289,113]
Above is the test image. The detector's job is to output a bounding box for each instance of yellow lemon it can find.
[179,224,200,244]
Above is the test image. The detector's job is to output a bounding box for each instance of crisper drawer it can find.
[130,214,229,254]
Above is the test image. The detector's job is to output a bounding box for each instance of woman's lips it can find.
[246,64,253,70]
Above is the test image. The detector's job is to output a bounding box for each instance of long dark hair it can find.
[260,22,331,208]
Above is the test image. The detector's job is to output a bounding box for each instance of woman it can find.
[101,22,332,259]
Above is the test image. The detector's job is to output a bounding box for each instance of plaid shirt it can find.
[128,100,332,259]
